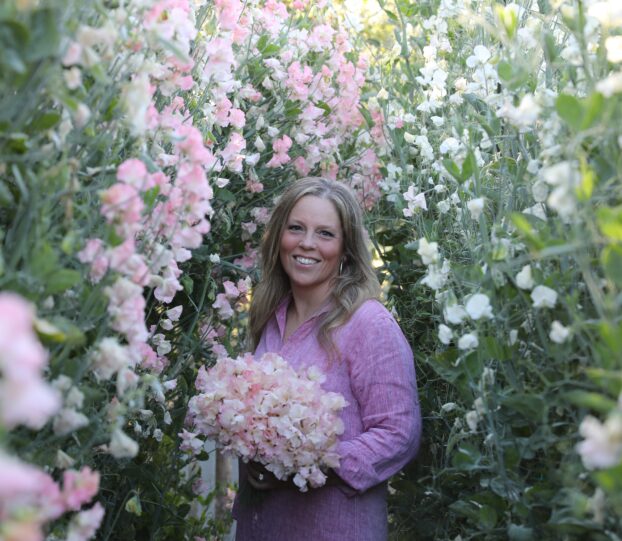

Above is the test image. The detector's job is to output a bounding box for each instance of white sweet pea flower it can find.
[439,137,461,155]
[458,332,479,350]
[421,261,450,290]
[549,320,570,343]
[466,198,485,220]
[531,285,558,308]
[109,428,140,458]
[605,36,622,63]
[465,293,493,320]
[417,238,439,265]
[515,265,535,290]
[532,179,548,202]
[445,304,468,325]
[596,72,622,98]
[441,402,457,412]
[509,329,518,345]
[587,2,622,28]
[404,132,416,144]
[466,45,491,67]
[576,413,622,469]
[465,410,480,432]
[438,324,453,345]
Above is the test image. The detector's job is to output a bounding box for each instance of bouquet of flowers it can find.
[188,352,347,491]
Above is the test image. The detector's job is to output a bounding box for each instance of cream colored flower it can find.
[531,285,558,308]
[549,320,570,343]
[515,265,535,290]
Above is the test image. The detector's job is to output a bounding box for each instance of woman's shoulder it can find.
[345,298,398,329]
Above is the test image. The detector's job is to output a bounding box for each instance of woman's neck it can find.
[288,287,332,324]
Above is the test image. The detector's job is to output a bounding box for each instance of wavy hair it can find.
[249,177,381,352]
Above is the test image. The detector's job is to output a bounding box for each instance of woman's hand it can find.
[246,461,292,491]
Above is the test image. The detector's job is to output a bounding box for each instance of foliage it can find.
[364,1,622,539]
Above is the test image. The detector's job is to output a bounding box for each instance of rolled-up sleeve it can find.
[335,313,421,494]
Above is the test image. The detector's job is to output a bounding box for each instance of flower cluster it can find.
[188,352,347,491]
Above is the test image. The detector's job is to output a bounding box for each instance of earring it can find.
[339,260,344,275]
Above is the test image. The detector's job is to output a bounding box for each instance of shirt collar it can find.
[275,294,334,340]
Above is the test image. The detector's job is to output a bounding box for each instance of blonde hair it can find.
[249,177,381,352]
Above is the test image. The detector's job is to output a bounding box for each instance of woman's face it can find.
[279,195,344,299]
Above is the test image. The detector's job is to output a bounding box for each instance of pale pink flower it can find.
[212,293,234,319]
[116,159,148,188]
[91,337,131,381]
[63,467,100,511]
[266,135,292,168]
[66,502,105,541]
[0,379,61,430]
[223,280,240,299]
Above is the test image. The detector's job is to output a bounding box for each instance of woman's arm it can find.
[335,311,422,495]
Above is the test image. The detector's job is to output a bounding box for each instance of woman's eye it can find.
[319,230,334,238]
[288,224,302,231]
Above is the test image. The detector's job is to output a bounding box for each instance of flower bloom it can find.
[465,293,493,320]
[549,321,570,344]
[417,238,439,266]
[188,352,347,491]
[515,265,534,290]
[438,324,453,345]
[531,285,558,308]
[466,197,485,220]
[576,413,622,470]
[458,332,479,350]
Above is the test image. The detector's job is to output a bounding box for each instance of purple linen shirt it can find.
[233,297,421,541]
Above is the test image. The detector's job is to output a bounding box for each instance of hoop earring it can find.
[339,260,344,275]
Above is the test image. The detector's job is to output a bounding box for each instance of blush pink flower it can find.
[63,467,100,511]
[266,135,292,168]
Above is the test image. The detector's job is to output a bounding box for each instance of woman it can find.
[233,177,421,541]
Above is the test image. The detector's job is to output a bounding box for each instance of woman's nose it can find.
[299,231,316,248]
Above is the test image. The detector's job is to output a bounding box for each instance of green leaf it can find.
[31,242,59,278]
[497,61,513,82]
[45,269,81,294]
[256,35,268,53]
[510,213,544,250]
[543,31,558,62]
[383,9,398,21]
[181,274,194,295]
[25,8,60,61]
[142,185,160,210]
[601,245,622,289]
[359,106,373,129]
[576,156,596,201]
[555,94,583,131]
[585,368,622,397]
[35,316,85,346]
[452,443,481,471]
[443,159,462,182]
[597,206,622,241]
[581,92,604,129]
[461,150,477,181]
[501,393,546,421]
[316,101,331,116]
[563,390,618,414]
[478,505,498,529]
[29,111,61,131]
[593,463,622,495]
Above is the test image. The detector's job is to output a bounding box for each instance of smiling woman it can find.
[233,177,422,541]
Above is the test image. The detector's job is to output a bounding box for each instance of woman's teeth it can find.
[295,256,317,265]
